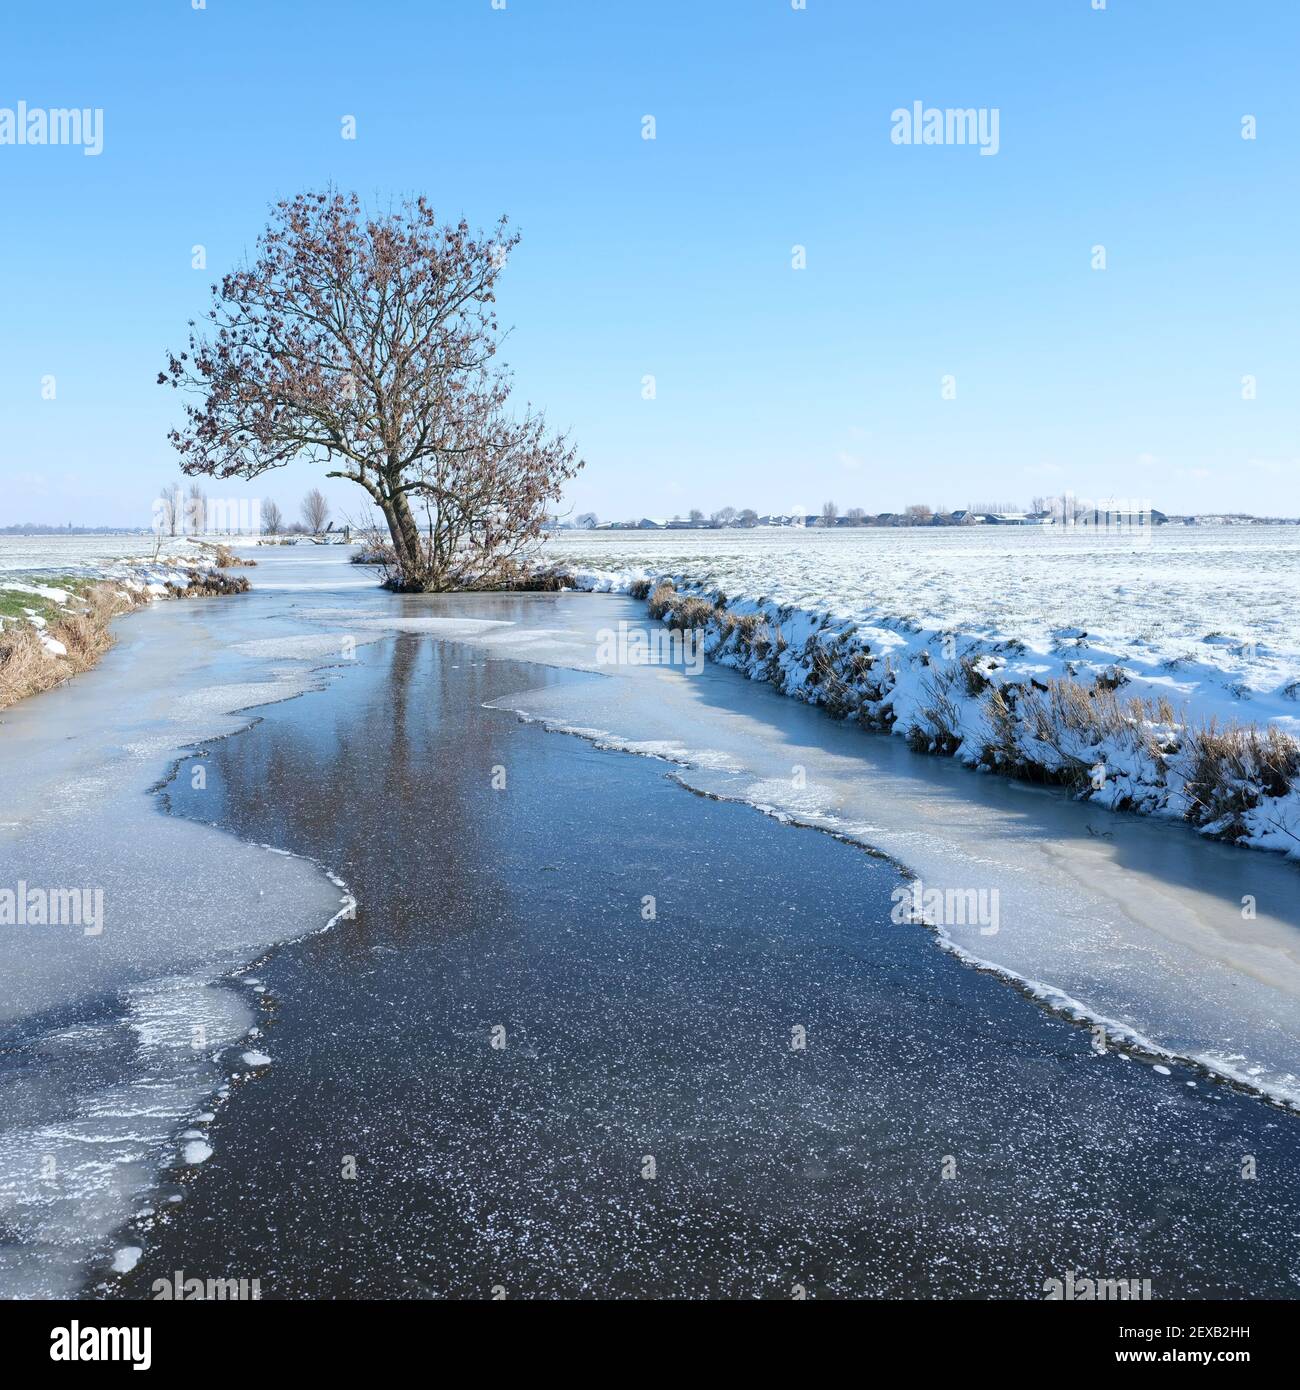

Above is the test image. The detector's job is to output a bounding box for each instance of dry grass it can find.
[842,647,874,685]
[1094,664,1129,691]
[0,624,59,707]
[646,580,677,620]
[198,542,257,568]
[662,595,716,631]
[0,582,138,710]
[804,638,854,717]
[959,654,993,698]
[1181,720,1300,831]
[979,685,1022,768]
[351,539,397,566]
[500,569,577,592]
[730,611,768,653]
[0,569,250,712]
[970,675,1300,830]
[167,568,252,599]
[911,666,966,754]
[975,677,1173,788]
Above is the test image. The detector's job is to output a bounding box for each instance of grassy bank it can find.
[0,566,251,712]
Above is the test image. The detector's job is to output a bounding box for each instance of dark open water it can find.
[110,621,1300,1299]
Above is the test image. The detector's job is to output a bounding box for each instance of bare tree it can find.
[904,503,933,525]
[186,482,207,534]
[845,506,867,526]
[688,509,704,523]
[712,506,738,527]
[820,500,839,527]
[261,498,283,535]
[160,190,582,591]
[302,487,330,534]
[157,482,181,537]
[738,508,759,527]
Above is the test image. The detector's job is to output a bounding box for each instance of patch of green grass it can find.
[0,575,97,629]
[0,593,59,625]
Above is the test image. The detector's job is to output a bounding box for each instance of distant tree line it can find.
[566,501,1037,530]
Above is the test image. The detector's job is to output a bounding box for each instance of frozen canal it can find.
[1,549,1297,1298]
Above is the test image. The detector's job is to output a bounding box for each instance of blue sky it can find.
[1,0,1297,527]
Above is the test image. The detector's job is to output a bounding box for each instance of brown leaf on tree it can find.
[160,189,582,590]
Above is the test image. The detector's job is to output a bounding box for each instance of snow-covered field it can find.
[0,534,192,575]
[0,535,231,597]
[546,526,1300,856]
[0,536,241,644]
[546,527,1300,728]
[0,535,338,575]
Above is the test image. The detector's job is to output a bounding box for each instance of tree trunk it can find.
[380,486,430,590]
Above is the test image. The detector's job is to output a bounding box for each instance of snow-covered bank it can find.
[543,527,1300,708]
[0,549,251,710]
[555,561,1300,861]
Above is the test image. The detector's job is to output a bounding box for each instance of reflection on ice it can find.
[421,591,1300,1110]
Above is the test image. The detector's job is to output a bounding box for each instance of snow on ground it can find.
[545,526,1300,858]
[0,536,233,648]
[0,534,213,575]
[0,579,74,604]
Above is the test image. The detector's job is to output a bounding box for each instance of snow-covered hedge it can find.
[562,567,1300,860]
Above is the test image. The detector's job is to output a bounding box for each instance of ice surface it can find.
[0,552,366,1296]
[0,974,251,1297]
[403,590,1300,1111]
